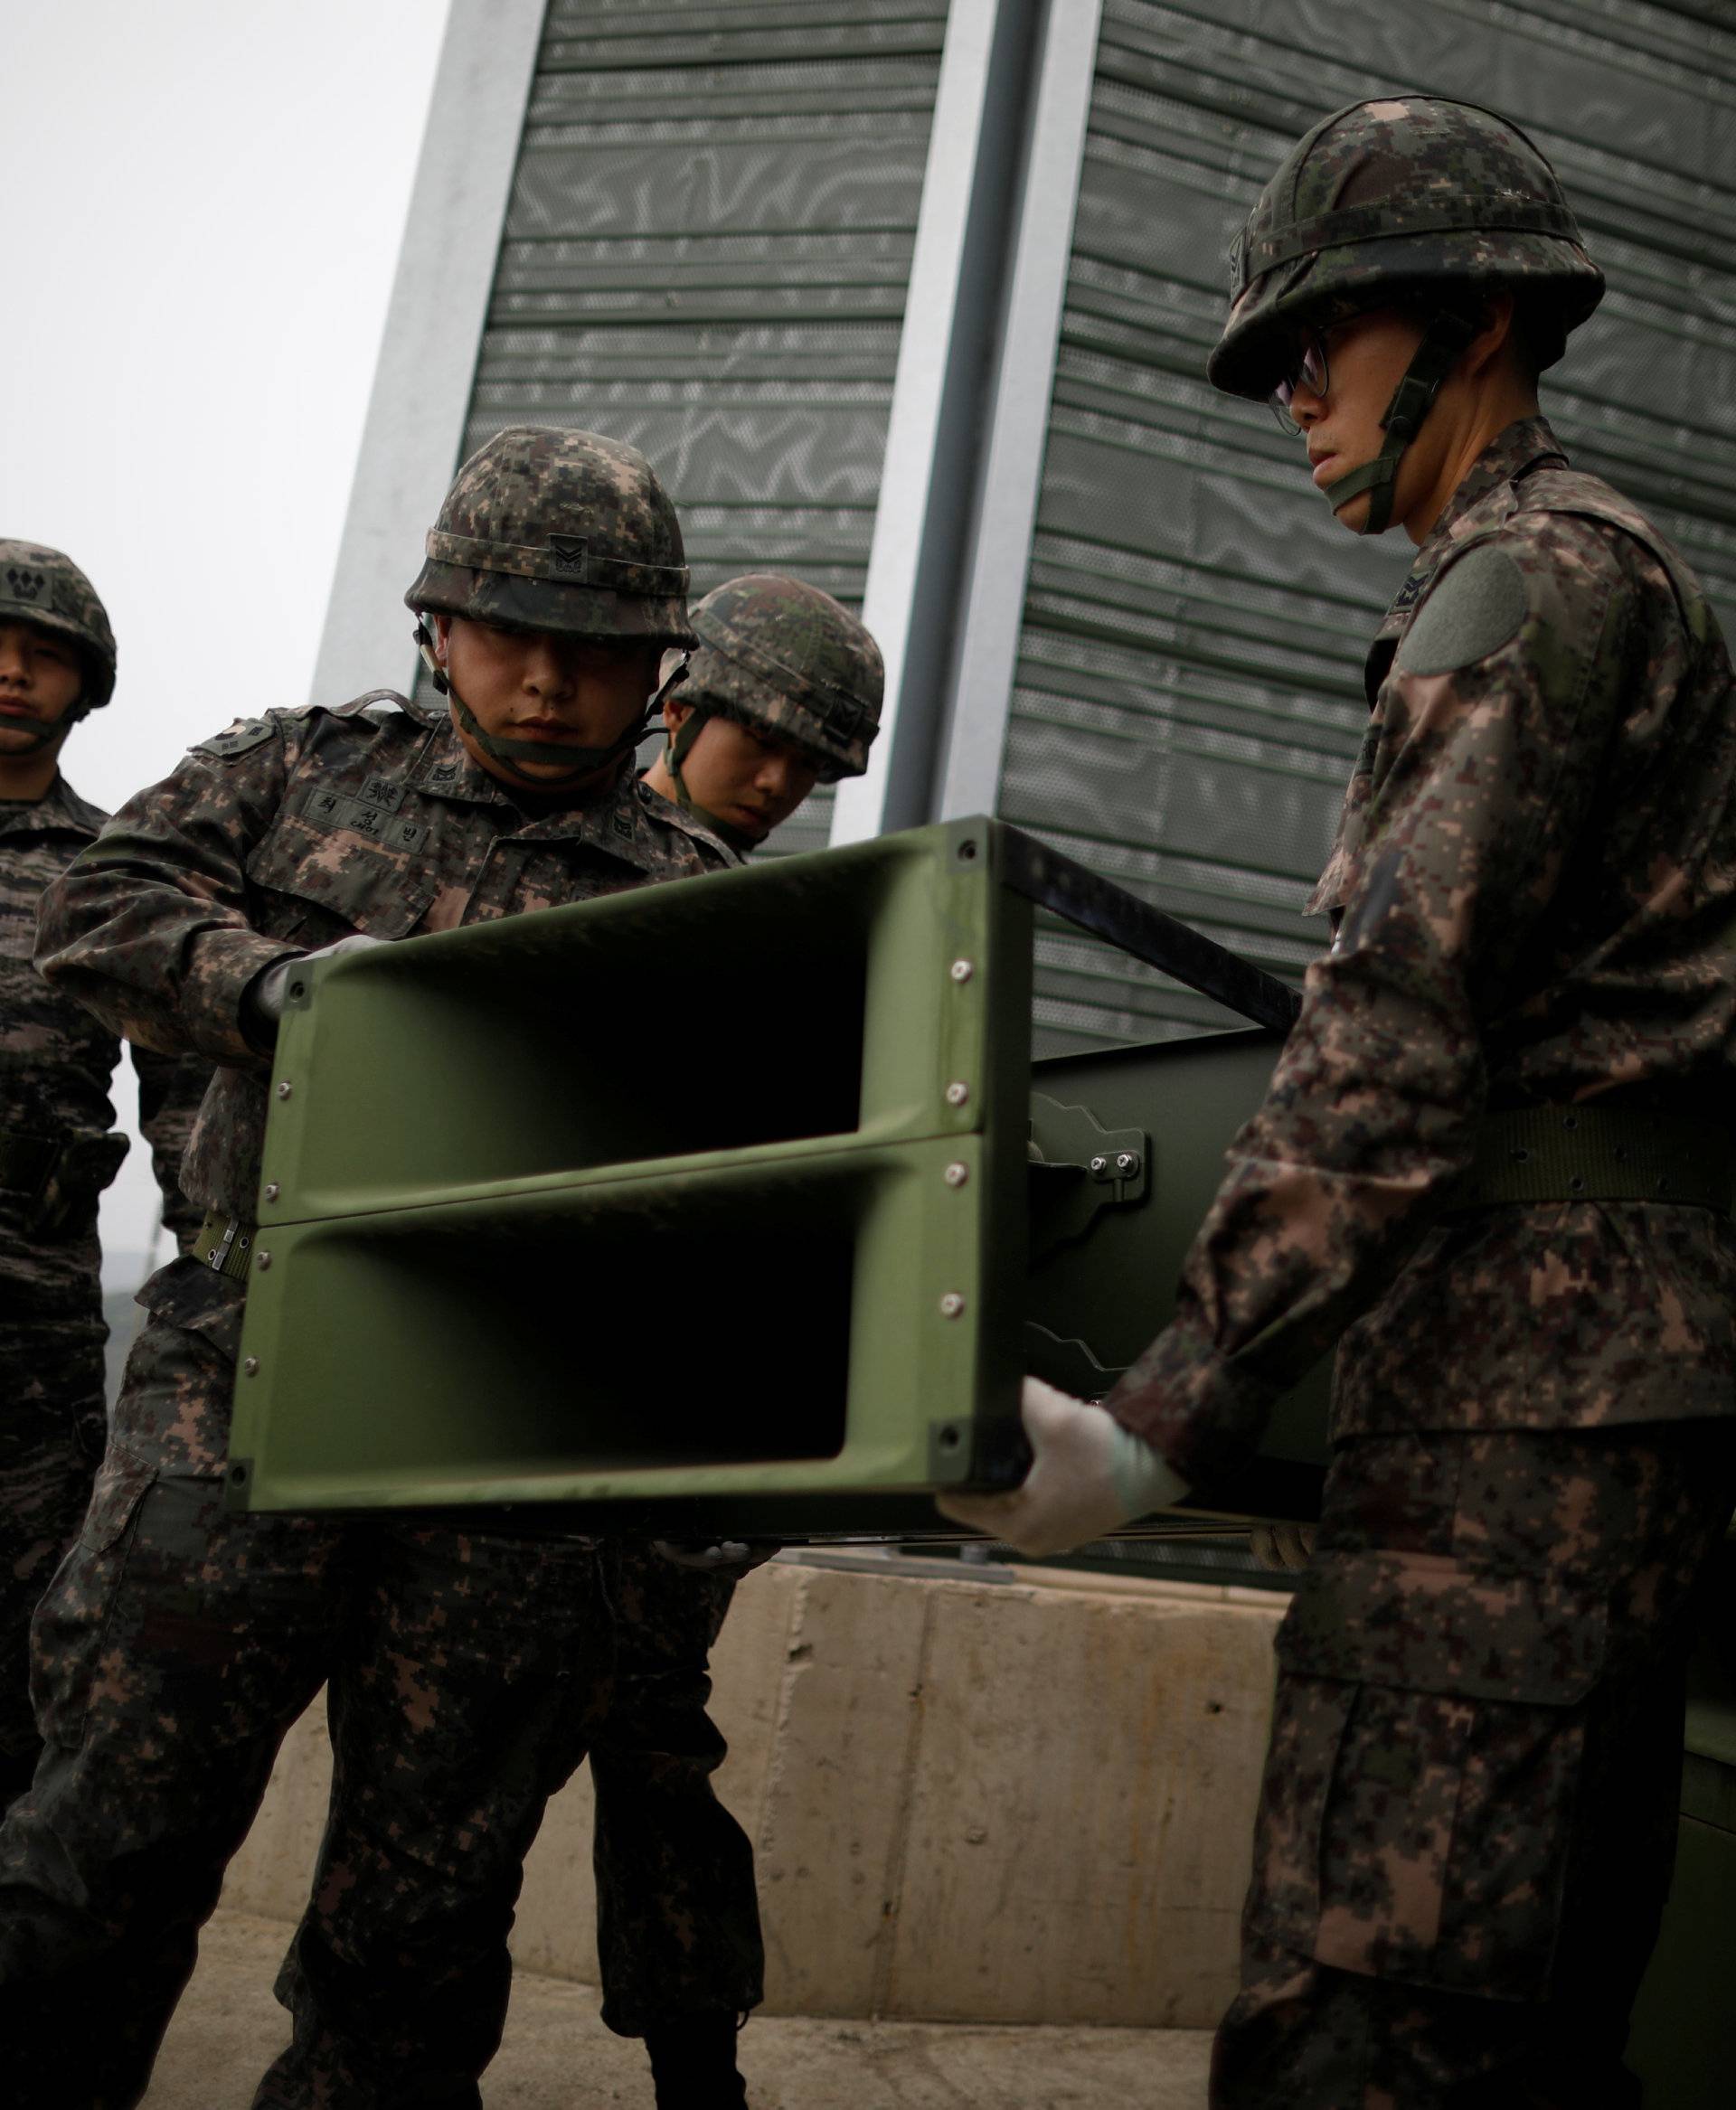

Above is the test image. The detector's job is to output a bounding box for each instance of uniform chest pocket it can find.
[245,803,439,944]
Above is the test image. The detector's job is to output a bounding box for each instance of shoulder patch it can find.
[1394,544,1528,677]
[192,718,275,760]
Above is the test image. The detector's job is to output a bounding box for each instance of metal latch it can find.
[1027,1093,1150,1258]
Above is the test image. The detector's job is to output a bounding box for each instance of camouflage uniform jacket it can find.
[634,774,747,869]
[1108,416,1736,1487]
[1,775,203,1321]
[33,698,731,1464]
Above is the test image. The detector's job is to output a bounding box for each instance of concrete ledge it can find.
[222,1553,1281,2028]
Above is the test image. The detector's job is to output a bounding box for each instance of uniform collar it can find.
[0,769,104,841]
[408,718,514,806]
[409,714,635,827]
[1364,415,1569,700]
[633,774,748,866]
[407,717,699,862]
[1410,414,1566,576]
[513,768,648,848]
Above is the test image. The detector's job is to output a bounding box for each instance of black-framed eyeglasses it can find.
[1269,330,1330,436]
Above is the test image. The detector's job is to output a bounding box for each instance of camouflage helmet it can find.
[0,540,117,709]
[1210,96,1603,402]
[671,574,882,783]
[406,425,695,647]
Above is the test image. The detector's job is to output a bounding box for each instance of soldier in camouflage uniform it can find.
[0,429,760,2109]
[639,571,882,855]
[942,99,1736,2105]
[590,574,880,2099]
[0,542,203,1812]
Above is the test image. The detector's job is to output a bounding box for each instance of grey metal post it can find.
[830,0,1045,846]
[937,0,1101,821]
[309,0,546,706]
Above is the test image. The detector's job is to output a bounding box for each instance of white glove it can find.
[1249,1521,1317,1573]
[246,934,387,1041]
[935,1375,1190,1558]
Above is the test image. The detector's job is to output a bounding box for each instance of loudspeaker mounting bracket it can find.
[1028,1093,1149,1258]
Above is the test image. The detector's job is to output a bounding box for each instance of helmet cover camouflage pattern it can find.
[671,574,882,781]
[0,541,117,708]
[406,425,695,646]
[1210,97,1604,401]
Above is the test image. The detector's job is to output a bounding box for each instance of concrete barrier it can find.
[221,1550,1282,2028]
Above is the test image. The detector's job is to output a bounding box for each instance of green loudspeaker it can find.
[226,817,1326,1533]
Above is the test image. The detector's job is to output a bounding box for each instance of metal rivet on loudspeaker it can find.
[242,1358,259,1377]
[944,1162,968,1187]
[277,1081,293,1100]
[949,958,973,983]
[939,1293,966,1319]
[946,1080,969,1107]
[256,1252,271,1271]
[263,1183,280,1202]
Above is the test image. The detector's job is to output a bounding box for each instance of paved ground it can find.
[145,1910,1213,2108]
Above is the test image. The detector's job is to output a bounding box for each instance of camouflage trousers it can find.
[591,1541,761,2037]
[1212,1419,1736,2110]
[0,1308,760,2108]
[0,1315,107,1809]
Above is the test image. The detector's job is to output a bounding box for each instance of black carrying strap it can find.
[1451,1106,1734,1213]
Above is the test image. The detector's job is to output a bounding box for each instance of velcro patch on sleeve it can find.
[192,718,275,760]
[1394,543,1528,676]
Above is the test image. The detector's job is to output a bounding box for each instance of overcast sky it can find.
[5,0,450,1281]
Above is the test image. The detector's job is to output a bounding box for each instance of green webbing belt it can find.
[0,1132,58,1196]
[1452,1107,1734,1213]
[193,1209,258,1283]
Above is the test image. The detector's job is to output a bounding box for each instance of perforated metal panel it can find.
[998,0,1736,1054]
[423,0,950,854]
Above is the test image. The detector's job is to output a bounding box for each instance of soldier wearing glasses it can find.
[944,97,1736,2108]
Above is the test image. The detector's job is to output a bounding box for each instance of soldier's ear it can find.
[1464,291,1517,381]
[663,692,694,734]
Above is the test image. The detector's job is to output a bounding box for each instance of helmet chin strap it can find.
[663,705,763,857]
[415,622,689,788]
[1319,312,1477,535]
[0,698,85,753]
